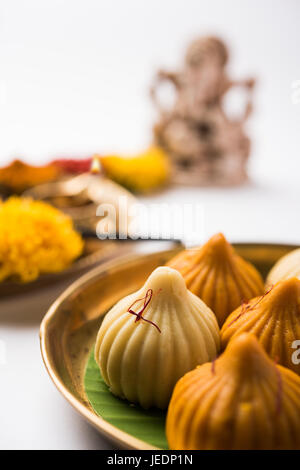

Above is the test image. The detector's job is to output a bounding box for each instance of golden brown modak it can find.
[267,247,300,286]
[166,333,300,450]
[167,233,264,326]
[221,277,300,375]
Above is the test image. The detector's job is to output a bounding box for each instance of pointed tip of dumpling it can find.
[167,233,264,327]
[208,232,228,245]
[144,266,188,296]
[202,232,233,262]
[267,277,300,308]
[223,333,272,374]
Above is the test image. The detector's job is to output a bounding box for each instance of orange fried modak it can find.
[221,277,300,375]
[166,333,300,450]
[167,233,264,326]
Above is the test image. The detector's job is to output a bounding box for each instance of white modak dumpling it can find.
[266,247,300,286]
[95,266,220,409]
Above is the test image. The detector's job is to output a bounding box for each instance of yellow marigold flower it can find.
[99,146,170,193]
[0,197,84,283]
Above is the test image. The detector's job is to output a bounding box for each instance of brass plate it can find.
[40,243,298,450]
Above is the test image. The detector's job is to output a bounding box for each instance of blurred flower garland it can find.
[0,197,83,282]
[98,146,170,193]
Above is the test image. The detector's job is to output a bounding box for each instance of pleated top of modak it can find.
[166,333,300,450]
[221,277,300,375]
[167,233,264,326]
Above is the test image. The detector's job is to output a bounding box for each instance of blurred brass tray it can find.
[40,242,298,450]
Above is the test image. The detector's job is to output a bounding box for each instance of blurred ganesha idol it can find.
[151,36,255,186]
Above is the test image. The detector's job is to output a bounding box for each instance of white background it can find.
[0,0,300,449]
